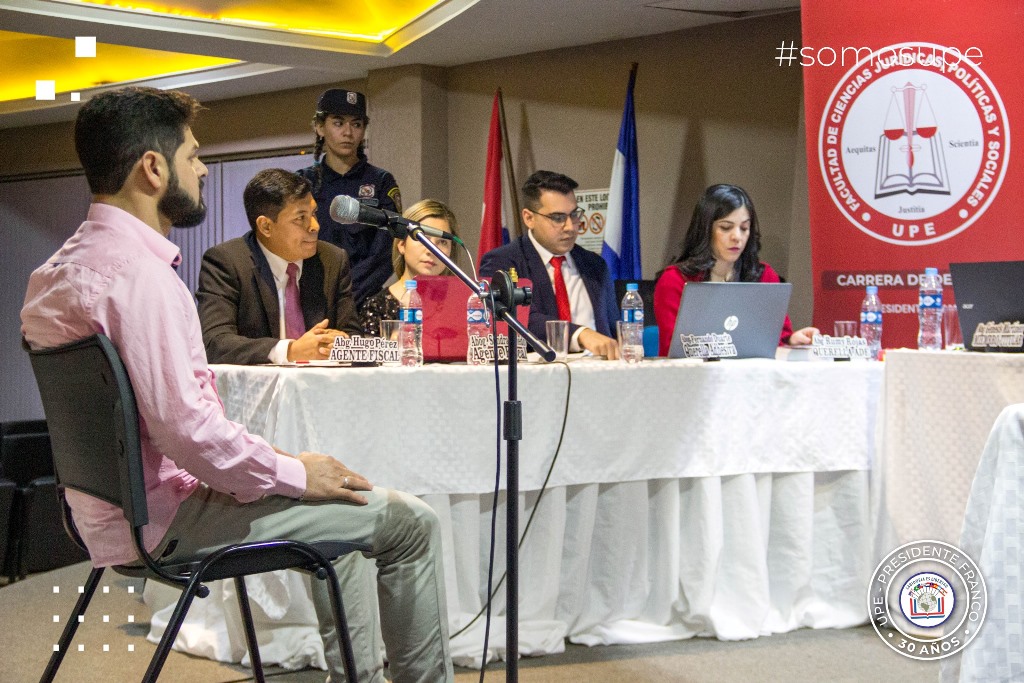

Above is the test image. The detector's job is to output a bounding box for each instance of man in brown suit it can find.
[198,168,361,364]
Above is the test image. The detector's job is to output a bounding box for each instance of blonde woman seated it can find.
[359,199,461,336]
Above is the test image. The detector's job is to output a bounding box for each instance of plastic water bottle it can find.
[399,280,423,366]
[466,282,490,365]
[859,285,883,360]
[619,283,644,363]
[917,267,943,351]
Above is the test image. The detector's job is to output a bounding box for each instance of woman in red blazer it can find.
[654,184,818,356]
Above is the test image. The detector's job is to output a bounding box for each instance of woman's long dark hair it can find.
[670,184,765,282]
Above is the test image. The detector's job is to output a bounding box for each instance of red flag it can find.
[477,91,509,268]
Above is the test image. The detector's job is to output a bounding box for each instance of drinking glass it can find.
[833,320,857,338]
[545,320,569,360]
[943,304,964,350]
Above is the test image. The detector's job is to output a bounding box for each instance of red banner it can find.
[801,1,1024,347]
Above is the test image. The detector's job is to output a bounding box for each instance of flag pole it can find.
[496,88,523,238]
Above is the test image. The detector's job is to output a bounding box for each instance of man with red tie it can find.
[198,168,362,364]
[480,170,620,359]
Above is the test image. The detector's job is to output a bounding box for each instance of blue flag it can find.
[602,64,641,281]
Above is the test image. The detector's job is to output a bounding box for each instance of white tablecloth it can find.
[942,404,1024,683]
[145,358,884,669]
[875,351,1024,556]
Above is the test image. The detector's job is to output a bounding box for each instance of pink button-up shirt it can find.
[21,203,306,567]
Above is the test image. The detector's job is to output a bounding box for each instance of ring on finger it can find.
[343,475,349,488]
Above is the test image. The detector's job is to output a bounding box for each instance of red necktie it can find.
[550,255,572,322]
[284,263,306,339]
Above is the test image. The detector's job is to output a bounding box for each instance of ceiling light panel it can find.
[0,29,237,102]
[57,0,445,41]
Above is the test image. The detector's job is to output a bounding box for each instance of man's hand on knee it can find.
[296,452,372,504]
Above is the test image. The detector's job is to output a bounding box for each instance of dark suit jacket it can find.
[198,231,361,364]
[479,235,619,342]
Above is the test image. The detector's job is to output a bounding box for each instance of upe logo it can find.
[870,540,986,660]
[818,42,1009,245]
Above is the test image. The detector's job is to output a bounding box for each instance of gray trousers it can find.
[157,484,453,683]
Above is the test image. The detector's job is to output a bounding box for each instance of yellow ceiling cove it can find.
[57,0,444,41]
[0,30,237,102]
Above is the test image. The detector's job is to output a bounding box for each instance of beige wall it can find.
[440,11,809,322]
[368,65,450,204]
[0,80,367,175]
[0,11,814,323]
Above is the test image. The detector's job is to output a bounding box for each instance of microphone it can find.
[329,195,457,242]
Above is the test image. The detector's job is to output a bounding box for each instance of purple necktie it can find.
[284,263,305,339]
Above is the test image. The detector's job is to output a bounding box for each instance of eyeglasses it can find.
[528,207,585,226]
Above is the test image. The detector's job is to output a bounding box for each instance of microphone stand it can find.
[402,221,554,683]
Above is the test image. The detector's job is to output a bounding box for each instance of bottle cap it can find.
[626,283,639,291]
[924,267,939,275]
[405,279,417,289]
[866,285,878,294]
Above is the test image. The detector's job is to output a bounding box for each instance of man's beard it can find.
[159,167,207,228]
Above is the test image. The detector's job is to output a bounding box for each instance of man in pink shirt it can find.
[21,86,452,683]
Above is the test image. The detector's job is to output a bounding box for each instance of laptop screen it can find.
[666,282,792,359]
[415,275,532,362]
[949,260,1024,352]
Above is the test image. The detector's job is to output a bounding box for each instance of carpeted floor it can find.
[0,562,941,682]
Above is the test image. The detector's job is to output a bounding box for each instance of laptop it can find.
[949,260,1024,352]
[666,282,792,359]
[415,275,532,362]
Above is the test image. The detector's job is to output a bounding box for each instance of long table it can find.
[144,358,884,669]
[941,403,1024,683]
[874,350,1024,555]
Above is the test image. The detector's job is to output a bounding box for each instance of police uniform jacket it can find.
[299,157,401,307]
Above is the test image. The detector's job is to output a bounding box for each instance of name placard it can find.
[468,334,528,364]
[328,336,400,364]
[971,322,1024,350]
[679,333,737,359]
[811,334,872,360]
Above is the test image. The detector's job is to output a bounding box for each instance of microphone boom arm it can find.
[405,217,551,681]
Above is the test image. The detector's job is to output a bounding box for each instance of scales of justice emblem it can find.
[875,83,951,199]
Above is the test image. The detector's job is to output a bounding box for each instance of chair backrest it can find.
[26,334,149,531]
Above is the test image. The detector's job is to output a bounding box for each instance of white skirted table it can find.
[941,404,1024,683]
[874,350,1024,556]
[145,358,884,669]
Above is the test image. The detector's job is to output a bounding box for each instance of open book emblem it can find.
[876,83,951,199]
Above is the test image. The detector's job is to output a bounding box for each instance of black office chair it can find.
[0,420,89,580]
[27,334,363,683]
[0,476,15,580]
